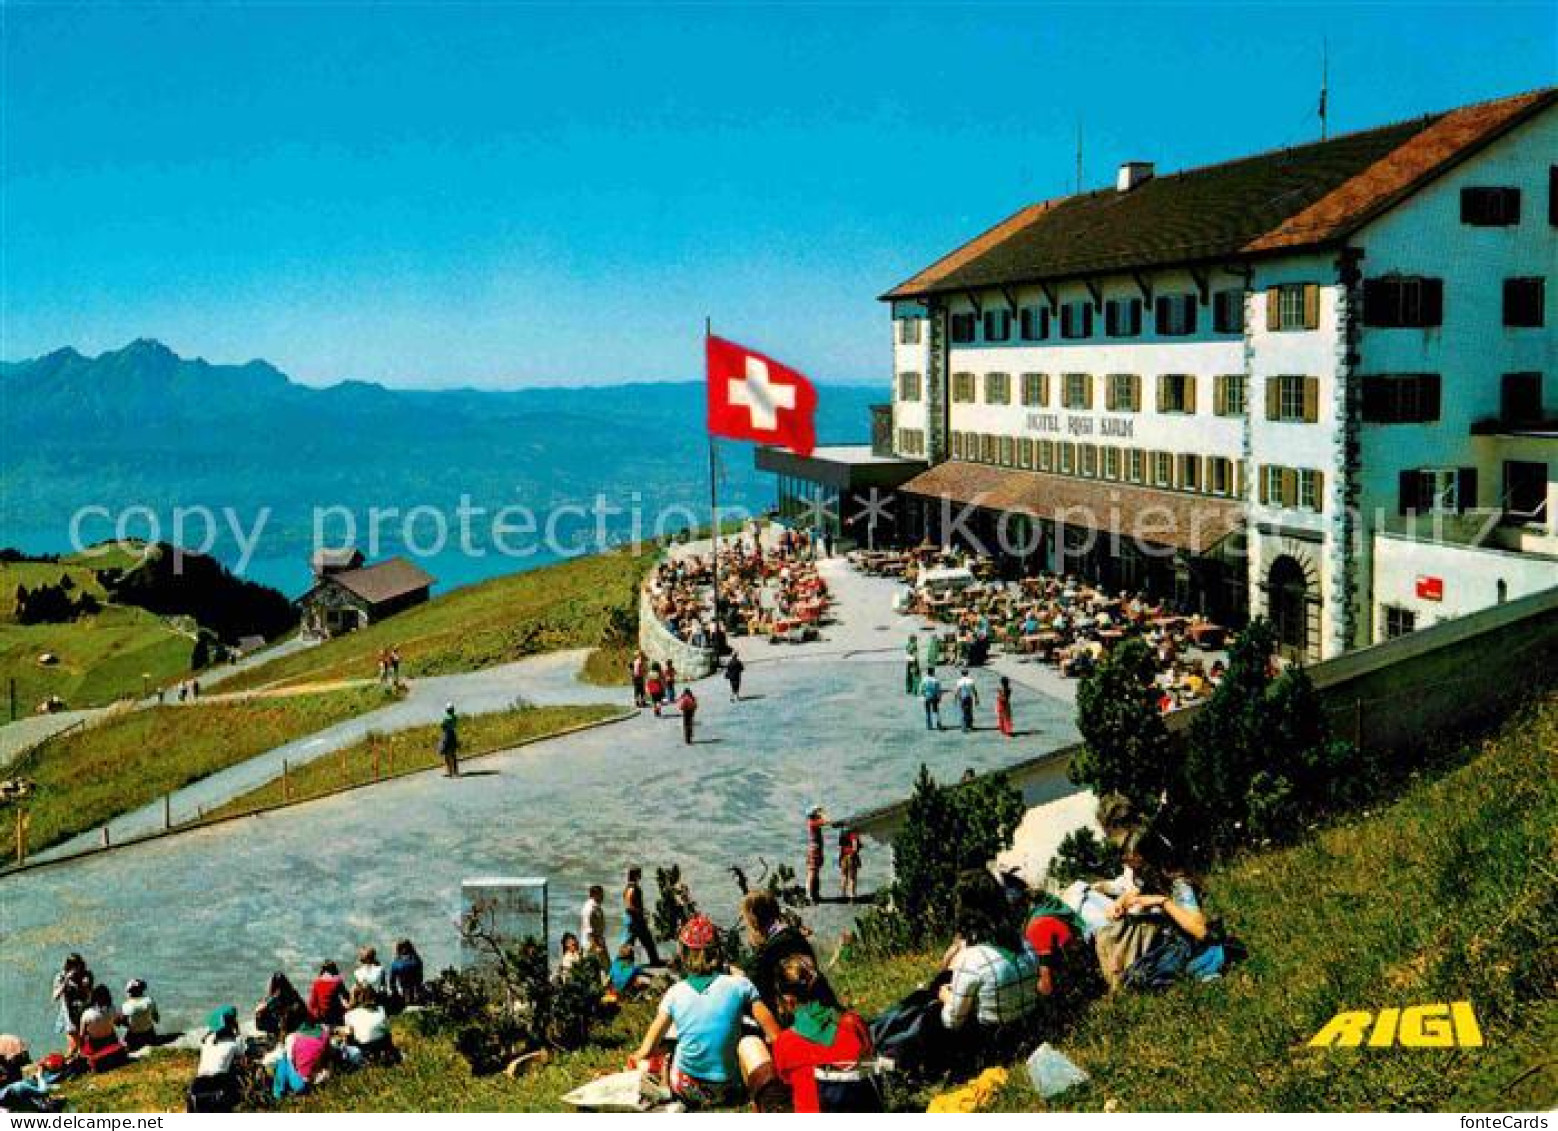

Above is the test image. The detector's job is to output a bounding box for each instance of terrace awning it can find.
[898,461,1243,555]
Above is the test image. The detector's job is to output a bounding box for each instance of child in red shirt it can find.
[769,953,879,1113]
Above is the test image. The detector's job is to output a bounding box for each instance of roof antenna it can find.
[1075,117,1084,193]
[1318,36,1330,140]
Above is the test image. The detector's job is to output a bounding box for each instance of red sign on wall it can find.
[1416,575,1444,602]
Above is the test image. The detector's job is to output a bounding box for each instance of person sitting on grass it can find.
[770,953,880,1113]
[187,1007,248,1113]
[738,890,836,1015]
[558,932,585,976]
[631,914,788,1112]
[388,940,425,1010]
[342,985,400,1065]
[271,1017,333,1100]
[609,944,653,998]
[353,947,388,998]
[256,973,307,1038]
[936,869,1040,1068]
[76,985,127,1070]
[308,961,349,1028]
[119,979,163,1051]
[1096,846,1225,992]
[1022,894,1088,998]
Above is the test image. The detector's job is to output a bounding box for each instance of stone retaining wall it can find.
[637,586,716,680]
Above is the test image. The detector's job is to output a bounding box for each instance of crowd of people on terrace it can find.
[648,524,832,648]
[867,544,1230,712]
[1,940,427,1112]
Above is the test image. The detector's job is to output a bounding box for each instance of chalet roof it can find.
[328,557,435,605]
[312,547,365,572]
[898,461,1243,555]
[883,88,1554,300]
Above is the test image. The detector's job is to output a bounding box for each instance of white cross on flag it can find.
[706,334,819,457]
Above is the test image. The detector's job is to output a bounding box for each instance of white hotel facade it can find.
[766,88,1557,663]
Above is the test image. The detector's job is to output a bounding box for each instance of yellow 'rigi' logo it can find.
[1308,1002,1483,1048]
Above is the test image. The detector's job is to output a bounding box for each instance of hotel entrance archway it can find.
[1268,554,1312,659]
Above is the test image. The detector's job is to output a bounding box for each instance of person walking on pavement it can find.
[725,652,745,702]
[663,660,678,702]
[995,675,1014,738]
[904,635,920,695]
[677,685,698,745]
[439,702,460,777]
[920,668,943,731]
[630,651,648,708]
[955,669,980,733]
[622,867,661,966]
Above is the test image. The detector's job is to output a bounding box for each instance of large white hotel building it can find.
[760,88,1557,662]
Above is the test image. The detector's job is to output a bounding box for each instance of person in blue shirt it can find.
[920,668,943,731]
[631,915,787,1110]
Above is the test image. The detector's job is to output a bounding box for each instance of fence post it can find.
[282,759,290,802]
[373,740,381,782]
[341,746,348,783]
[164,793,172,831]
[14,808,23,866]
[101,826,110,849]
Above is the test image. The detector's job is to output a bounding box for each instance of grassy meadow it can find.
[203,702,627,821]
[44,691,1557,1112]
[220,547,655,694]
[0,555,194,711]
[7,686,387,856]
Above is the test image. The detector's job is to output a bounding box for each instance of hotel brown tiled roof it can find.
[898,461,1243,554]
[883,88,1555,300]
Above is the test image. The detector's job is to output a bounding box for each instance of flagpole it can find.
[706,317,721,646]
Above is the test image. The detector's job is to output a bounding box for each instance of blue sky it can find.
[4,2,1553,388]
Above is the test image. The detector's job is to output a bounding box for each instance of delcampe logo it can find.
[1308,1002,1484,1048]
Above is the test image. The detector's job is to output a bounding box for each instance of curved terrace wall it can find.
[637,584,716,680]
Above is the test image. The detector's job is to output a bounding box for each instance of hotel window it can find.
[1019,306,1050,342]
[1059,442,1076,474]
[1266,283,1320,331]
[1038,440,1055,471]
[1106,373,1141,412]
[951,372,976,403]
[950,312,977,343]
[950,431,964,459]
[1103,447,1122,480]
[1020,372,1049,407]
[1298,469,1323,512]
[1399,467,1476,515]
[1504,277,1546,327]
[1157,373,1196,414]
[1128,449,1145,484]
[1362,276,1443,327]
[1000,436,1016,467]
[1382,606,1416,640]
[1018,438,1034,469]
[1461,187,1521,227]
[1080,444,1099,477]
[1213,374,1246,417]
[1266,374,1319,423]
[1359,374,1441,423]
[1177,454,1202,492]
[984,372,1012,404]
[1500,372,1543,422]
[897,371,922,402]
[1213,288,1245,334]
[1262,465,1287,506]
[1062,372,1093,410]
[1208,456,1233,497]
[984,308,1013,342]
[1105,297,1143,338]
[1060,301,1094,339]
[898,318,923,345]
[1155,293,1198,336]
[980,434,997,463]
[1153,451,1173,488]
[897,428,925,456]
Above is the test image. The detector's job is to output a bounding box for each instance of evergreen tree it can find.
[1070,636,1176,818]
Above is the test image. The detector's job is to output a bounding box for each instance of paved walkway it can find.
[0,550,1084,1051]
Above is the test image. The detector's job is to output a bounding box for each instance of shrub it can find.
[1070,636,1176,819]
[1046,825,1125,886]
[855,765,1025,953]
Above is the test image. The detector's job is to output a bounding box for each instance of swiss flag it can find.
[706,334,819,457]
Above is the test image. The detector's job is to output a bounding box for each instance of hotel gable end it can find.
[766,88,1557,664]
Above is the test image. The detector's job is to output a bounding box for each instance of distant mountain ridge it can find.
[0,340,882,592]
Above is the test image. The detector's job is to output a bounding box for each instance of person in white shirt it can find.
[352,947,388,997]
[342,985,399,1064]
[581,885,608,961]
[120,980,161,1051]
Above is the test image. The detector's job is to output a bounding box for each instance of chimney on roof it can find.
[1116,161,1155,193]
